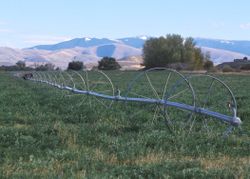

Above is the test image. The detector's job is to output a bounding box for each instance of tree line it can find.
[0,57,121,71]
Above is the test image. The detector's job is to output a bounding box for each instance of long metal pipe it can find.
[32,79,242,126]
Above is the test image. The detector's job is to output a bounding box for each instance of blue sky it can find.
[0,0,250,48]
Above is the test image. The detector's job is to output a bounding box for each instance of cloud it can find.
[23,35,72,45]
[240,23,250,30]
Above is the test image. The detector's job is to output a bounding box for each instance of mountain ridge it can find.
[0,36,249,69]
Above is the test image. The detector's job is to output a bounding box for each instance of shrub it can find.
[67,61,84,71]
[91,66,98,71]
[207,67,218,73]
[235,68,242,72]
[16,61,26,69]
[166,63,189,71]
[35,63,55,71]
[222,65,234,72]
[203,60,214,71]
[98,57,121,70]
[240,64,250,70]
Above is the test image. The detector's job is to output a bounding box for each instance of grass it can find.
[0,70,249,178]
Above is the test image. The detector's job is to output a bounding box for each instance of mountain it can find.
[0,47,23,65]
[30,36,149,51]
[95,44,141,58]
[0,42,143,69]
[201,47,250,64]
[30,38,119,51]
[118,36,148,48]
[195,38,250,56]
[1,36,250,69]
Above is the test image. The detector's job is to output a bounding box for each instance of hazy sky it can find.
[0,0,250,48]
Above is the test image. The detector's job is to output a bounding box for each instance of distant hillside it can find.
[195,38,250,56]
[95,44,141,59]
[1,36,250,69]
[0,43,142,69]
[30,36,149,51]
[118,36,148,48]
[30,38,118,51]
[217,61,250,69]
[200,47,250,64]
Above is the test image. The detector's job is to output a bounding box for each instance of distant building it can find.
[234,57,248,62]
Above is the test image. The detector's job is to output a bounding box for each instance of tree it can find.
[142,34,208,70]
[143,37,167,68]
[203,60,214,71]
[98,57,121,70]
[67,61,84,70]
[16,60,26,69]
[182,37,195,63]
[35,63,55,71]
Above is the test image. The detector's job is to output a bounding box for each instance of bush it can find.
[207,67,218,73]
[67,61,84,71]
[240,64,250,70]
[35,63,55,71]
[91,66,98,71]
[235,68,242,72]
[203,60,214,71]
[16,61,26,69]
[166,63,190,71]
[98,57,121,70]
[0,65,33,71]
[222,65,234,72]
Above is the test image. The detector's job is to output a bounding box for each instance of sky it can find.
[0,0,250,48]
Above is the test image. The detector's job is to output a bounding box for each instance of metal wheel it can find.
[188,74,238,136]
[50,71,61,87]
[125,67,195,134]
[86,70,115,109]
[66,70,89,106]
[32,71,41,82]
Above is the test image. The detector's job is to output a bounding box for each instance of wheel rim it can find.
[188,74,237,136]
[125,67,195,134]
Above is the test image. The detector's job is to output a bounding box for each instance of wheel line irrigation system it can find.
[20,67,242,136]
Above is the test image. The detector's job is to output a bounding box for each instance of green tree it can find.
[16,60,26,69]
[182,37,195,63]
[143,37,166,68]
[35,63,55,71]
[142,34,208,70]
[203,60,214,71]
[98,57,121,70]
[67,61,84,71]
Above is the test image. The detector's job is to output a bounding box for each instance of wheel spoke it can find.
[153,105,160,122]
[167,88,188,100]
[145,73,160,99]
[92,95,111,109]
[162,72,171,99]
[202,79,215,108]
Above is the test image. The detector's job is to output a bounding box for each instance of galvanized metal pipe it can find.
[31,79,242,126]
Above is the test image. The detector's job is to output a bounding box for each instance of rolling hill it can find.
[195,38,250,56]
[0,36,250,69]
[200,47,250,64]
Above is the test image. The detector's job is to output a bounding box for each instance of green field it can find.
[0,71,249,178]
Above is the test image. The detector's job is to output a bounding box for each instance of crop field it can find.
[0,70,250,178]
